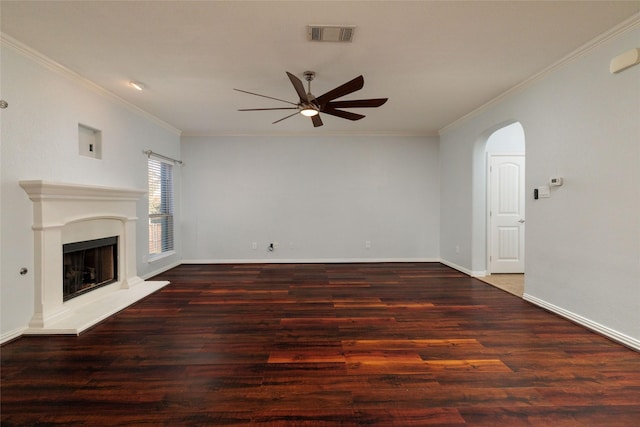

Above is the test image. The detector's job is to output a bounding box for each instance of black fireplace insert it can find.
[63,236,118,301]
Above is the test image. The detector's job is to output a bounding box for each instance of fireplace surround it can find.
[20,180,170,334]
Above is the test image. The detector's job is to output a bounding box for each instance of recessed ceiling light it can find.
[129,81,145,91]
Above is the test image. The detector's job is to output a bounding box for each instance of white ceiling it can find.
[2,1,639,136]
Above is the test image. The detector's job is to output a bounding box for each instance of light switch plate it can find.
[537,185,550,198]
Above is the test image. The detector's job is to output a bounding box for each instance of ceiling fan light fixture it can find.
[300,107,319,117]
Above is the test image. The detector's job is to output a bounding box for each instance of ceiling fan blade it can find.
[286,72,309,103]
[238,107,298,111]
[234,88,297,106]
[311,115,323,127]
[325,98,388,109]
[322,108,366,121]
[272,111,300,124]
[315,75,364,105]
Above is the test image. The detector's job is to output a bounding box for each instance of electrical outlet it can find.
[365,240,371,249]
[252,242,257,250]
[274,242,279,249]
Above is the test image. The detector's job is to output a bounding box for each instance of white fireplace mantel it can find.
[20,180,169,335]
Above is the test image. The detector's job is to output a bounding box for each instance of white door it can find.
[489,155,525,273]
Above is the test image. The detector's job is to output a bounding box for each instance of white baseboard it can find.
[524,293,640,352]
[140,260,182,280]
[181,258,441,264]
[1,326,27,345]
[438,259,486,277]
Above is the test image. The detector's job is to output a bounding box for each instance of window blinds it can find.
[148,158,174,256]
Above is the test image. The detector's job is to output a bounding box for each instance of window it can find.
[148,158,174,257]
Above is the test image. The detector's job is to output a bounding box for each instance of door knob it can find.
[518,219,525,223]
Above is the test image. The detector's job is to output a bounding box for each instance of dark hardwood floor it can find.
[2,263,639,426]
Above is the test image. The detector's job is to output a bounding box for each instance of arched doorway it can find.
[486,122,526,273]
[482,122,526,296]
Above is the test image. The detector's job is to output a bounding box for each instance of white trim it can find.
[0,33,182,136]
[439,258,486,277]
[148,250,176,263]
[439,13,640,135]
[140,260,182,280]
[181,258,440,265]
[439,259,471,276]
[181,130,438,138]
[524,293,640,352]
[485,153,491,275]
[1,326,28,345]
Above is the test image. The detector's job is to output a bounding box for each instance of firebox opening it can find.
[63,236,118,301]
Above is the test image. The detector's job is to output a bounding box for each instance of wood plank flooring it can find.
[2,263,639,426]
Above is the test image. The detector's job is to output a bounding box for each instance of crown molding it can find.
[181,130,439,138]
[438,13,640,136]
[0,33,182,136]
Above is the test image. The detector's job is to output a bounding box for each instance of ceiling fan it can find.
[234,71,388,127]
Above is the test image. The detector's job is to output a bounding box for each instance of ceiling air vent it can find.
[308,25,355,42]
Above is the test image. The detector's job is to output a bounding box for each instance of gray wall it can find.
[440,25,640,347]
[180,135,440,262]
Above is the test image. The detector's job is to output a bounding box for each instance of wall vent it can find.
[308,25,355,42]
